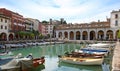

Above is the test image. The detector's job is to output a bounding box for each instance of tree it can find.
[16,31,26,39]
[30,33,34,39]
[39,33,44,39]
[63,21,67,24]
[42,20,49,24]
[32,30,39,39]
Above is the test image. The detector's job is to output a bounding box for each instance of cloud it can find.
[0,0,120,23]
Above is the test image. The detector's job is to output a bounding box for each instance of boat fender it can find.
[80,60,83,62]
[73,59,76,61]
[39,62,42,64]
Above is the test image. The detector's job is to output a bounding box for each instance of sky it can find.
[0,0,120,23]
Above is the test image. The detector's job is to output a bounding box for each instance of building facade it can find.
[110,10,120,28]
[44,24,54,37]
[24,18,34,32]
[55,10,120,41]
[0,8,26,40]
[27,18,39,31]
[44,18,67,38]
[38,23,46,36]
[0,13,10,41]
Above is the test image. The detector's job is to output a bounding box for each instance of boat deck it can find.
[62,56,103,60]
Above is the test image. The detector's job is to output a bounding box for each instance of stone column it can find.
[7,33,9,41]
[68,31,70,40]
[80,31,81,40]
[96,31,98,40]
[56,31,59,38]
[88,31,90,40]
[113,31,116,40]
[104,30,106,40]
[74,31,76,40]
[62,31,64,40]
[81,31,83,40]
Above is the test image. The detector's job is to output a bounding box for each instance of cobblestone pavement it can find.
[112,42,120,71]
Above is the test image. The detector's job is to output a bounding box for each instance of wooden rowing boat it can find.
[59,56,104,65]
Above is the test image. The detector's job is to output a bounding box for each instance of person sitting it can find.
[26,53,33,59]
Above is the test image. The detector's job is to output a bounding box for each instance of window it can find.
[115,20,118,26]
[1,25,3,29]
[5,19,7,23]
[115,14,118,19]
[14,19,16,22]
[5,26,7,29]
[1,19,3,22]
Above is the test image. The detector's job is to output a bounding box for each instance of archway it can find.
[106,30,113,40]
[82,31,88,40]
[70,31,74,40]
[90,31,95,40]
[9,34,14,40]
[0,33,7,41]
[76,31,80,40]
[64,32,68,39]
[98,30,104,40]
[58,32,62,39]
[15,33,20,40]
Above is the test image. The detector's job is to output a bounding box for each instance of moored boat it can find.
[81,48,109,52]
[88,43,110,48]
[0,55,45,71]
[0,57,13,66]
[59,56,104,65]
[88,43,114,51]
[33,56,45,67]
[75,49,108,56]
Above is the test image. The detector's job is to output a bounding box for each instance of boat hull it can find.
[59,57,103,65]
[33,58,45,67]
[0,57,45,71]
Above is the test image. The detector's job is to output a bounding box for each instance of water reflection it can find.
[32,64,45,71]
[58,62,102,71]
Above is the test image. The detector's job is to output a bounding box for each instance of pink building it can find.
[38,23,46,36]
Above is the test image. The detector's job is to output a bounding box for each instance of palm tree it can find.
[30,33,34,39]
[32,30,39,39]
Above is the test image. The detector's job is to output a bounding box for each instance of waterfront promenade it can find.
[112,41,120,71]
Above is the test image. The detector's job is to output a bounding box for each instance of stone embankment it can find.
[112,41,120,71]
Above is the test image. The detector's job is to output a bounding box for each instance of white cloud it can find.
[0,0,120,23]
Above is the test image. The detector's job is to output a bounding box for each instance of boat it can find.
[88,43,114,51]
[0,57,27,71]
[88,43,110,48]
[81,48,109,52]
[59,56,104,65]
[33,56,45,67]
[0,54,45,71]
[0,57,13,65]
[0,51,13,56]
[74,49,108,56]
[75,43,112,57]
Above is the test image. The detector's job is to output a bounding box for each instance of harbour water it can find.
[0,43,103,71]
